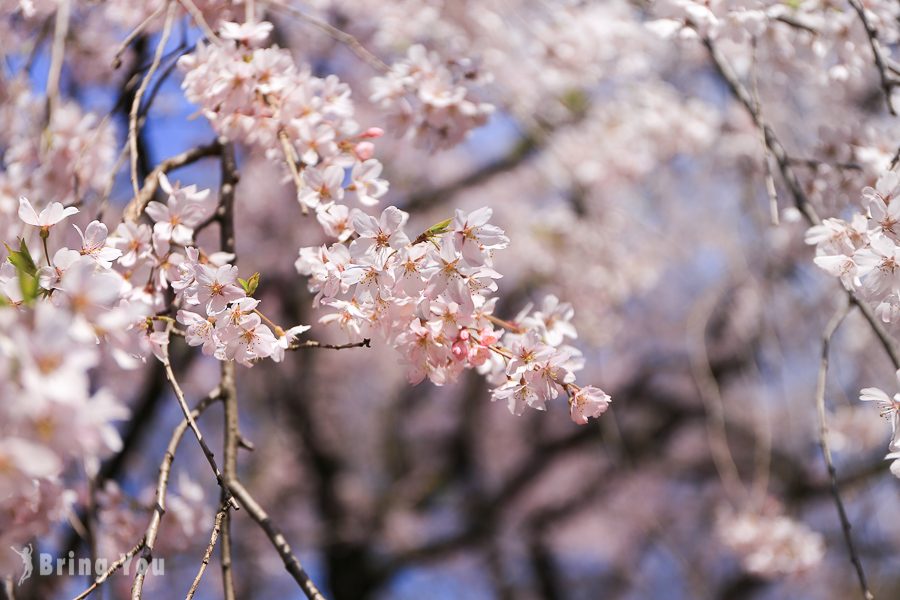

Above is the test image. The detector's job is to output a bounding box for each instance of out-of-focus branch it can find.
[688,282,748,504]
[815,302,873,600]
[403,132,542,213]
[226,479,328,600]
[129,1,177,198]
[43,0,70,124]
[704,36,900,371]
[111,4,166,69]
[267,0,389,72]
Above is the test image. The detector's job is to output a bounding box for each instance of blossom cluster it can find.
[0,81,116,242]
[716,507,825,577]
[297,205,609,424]
[122,175,311,367]
[807,170,900,309]
[0,200,130,570]
[178,21,390,211]
[370,44,494,151]
[808,171,900,473]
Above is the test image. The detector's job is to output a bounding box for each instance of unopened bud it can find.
[354,142,375,160]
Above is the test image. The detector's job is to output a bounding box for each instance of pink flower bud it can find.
[360,127,385,139]
[354,142,375,161]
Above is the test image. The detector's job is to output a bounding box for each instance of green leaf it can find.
[5,238,38,277]
[238,272,260,296]
[425,218,453,237]
[18,271,39,303]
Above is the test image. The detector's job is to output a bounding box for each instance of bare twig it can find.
[848,0,898,115]
[289,338,371,351]
[44,0,70,124]
[226,479,328,600]
[278,129,308,214]
[131,387,222,599]
[815,301,873,600]
[129,1,177,198]
[112,4,166,69]
[73,538,145,600]
[156,332,238,510]
[749,38,779,226]
[688,282,747,505]
[267,0,389,72]
[185,503,230,600]
[177,0,221,43]
[787,157,863,171]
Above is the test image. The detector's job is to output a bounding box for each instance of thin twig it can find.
[288,338,371,351]
[44,0,70,124]
[73,538,145,600]
[112,4,166,69]
[704,36,900,371]
[278,129,307,214]
[848,0,898,115]
[157,333,237,508]
[814,301,873,600]
[177,0,220,44]
[129,1,177,198]
[131,387,222,599]
[749,38,779,226]
[688,282,747,505]
[267,0,389,72]
[184,503,230,600]
[226,479,328,600]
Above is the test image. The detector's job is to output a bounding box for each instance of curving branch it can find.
[815,301,873,600]
[123,139,224,222]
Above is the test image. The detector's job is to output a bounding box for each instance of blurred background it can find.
[4,0,900,598]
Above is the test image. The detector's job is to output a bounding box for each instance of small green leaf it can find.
[425,217,453,236]
[5,238,38,277]
[238,273,260,296]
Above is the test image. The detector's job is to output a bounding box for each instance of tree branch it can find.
[815,301,873,600]
[226,479,328,600]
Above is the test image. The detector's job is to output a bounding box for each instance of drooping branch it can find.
[131,387,221,598]
[185,502,231,600]
[129,1,177,198]
[226,479,328,600]
[704,36,900,371]
[814,301,873,600]
[847,0,898,115]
